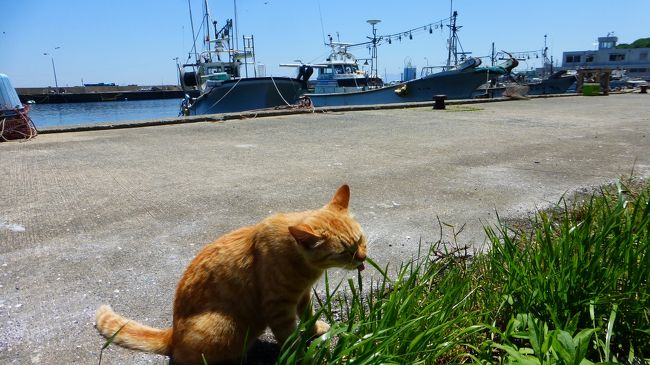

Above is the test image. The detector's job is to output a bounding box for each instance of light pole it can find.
[43,46,61,90]
[366,19,381,79]
[173,57,180,87]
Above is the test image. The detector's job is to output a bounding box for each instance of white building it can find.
[561,35,650,80]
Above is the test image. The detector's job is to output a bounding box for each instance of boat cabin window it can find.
[334,65,345,74]
[223,65,239,77]
[320,67,333,75]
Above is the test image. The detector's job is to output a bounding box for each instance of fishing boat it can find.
[477,37,576,98]
[525,70,577,95]
[306,57,504,107]
[281,39,383,95]
[178,2,305,115]
[0,73,37,142]
[294,11,505,107]
[479,66,577,98]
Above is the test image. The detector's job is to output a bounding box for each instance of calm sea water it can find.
[28,98,182,128]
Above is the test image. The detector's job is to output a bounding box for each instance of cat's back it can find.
[186,224,257,276]
[175,225,257,303]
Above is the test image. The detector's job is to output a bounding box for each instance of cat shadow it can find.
[240,339,281,365]
[168,339,280,365]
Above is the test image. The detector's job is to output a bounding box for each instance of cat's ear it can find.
[289,224,322,249]
[328,184,350,210]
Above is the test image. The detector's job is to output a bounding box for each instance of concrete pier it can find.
[0,94,648,364]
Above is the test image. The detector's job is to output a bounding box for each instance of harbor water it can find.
[28,98,182,129]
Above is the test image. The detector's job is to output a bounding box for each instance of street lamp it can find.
[366,19,381,79]
[173,57,180,86]
[43,46,61,90]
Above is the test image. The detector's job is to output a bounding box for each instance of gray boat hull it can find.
[306,68,495,107]
[189,77,304,115]
[527,75,576,95]
[477,74,577,98]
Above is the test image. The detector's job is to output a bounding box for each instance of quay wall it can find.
[17,85,199,104]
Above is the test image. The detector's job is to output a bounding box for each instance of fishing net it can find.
[503,84,530,99]
[0,106,38,142]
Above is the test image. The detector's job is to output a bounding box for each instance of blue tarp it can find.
[0,73,23,113]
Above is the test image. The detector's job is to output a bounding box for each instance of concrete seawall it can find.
[17,85,201,104]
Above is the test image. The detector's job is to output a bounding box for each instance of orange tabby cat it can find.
[95,184,367,364]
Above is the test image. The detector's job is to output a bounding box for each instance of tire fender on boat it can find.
[394,84,409,96]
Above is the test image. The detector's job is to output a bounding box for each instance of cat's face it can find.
[289,185,367,271]
[318,227,367,271]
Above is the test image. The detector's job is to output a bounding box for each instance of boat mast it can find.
[187,0,199,62]
[204,0,212,57]
[233,0,239,51]
[446,10,459,68]
[543,34,551,77]
[367,19,381,79]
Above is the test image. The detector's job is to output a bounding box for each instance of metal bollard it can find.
[433,95,447,110]
[641,85,648,94]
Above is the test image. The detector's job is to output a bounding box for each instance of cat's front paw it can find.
[312,320,330,337]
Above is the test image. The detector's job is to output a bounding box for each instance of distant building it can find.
[561,35,650,80]
[83,82,117,87]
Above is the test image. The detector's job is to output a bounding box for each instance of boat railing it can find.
[420,66,446,78]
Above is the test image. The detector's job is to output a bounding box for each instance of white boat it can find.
[281,40,383,95]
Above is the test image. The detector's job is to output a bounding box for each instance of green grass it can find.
[278,179,650,365]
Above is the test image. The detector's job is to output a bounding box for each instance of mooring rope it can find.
[208,77,243,110]
[270,75,292,106]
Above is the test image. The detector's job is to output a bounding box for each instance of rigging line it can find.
[380,16,451,39]
[203,0,211,54]
[307,50,332,65]
[346,16,452,49]
[184,14,207,63]
[208,77,243,109]
[317,0,326,46]
[187,0,198,61]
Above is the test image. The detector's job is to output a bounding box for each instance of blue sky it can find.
[1,0,648,87]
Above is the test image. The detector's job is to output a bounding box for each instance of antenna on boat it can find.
[367,19,381,79]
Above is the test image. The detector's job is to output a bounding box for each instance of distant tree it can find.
[616,37,650,49]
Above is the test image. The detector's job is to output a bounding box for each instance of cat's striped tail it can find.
[95,305,172,355]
